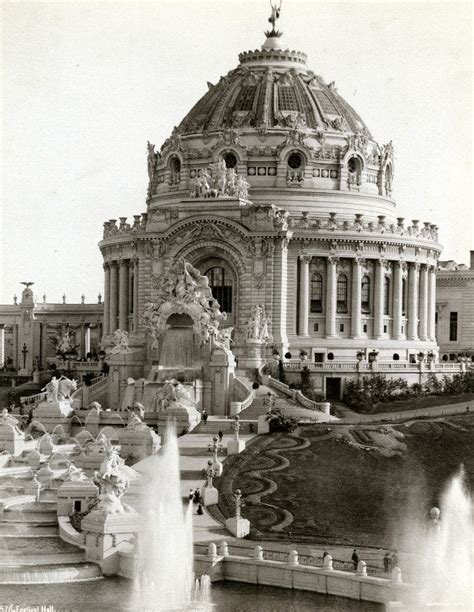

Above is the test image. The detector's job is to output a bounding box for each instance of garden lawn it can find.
[218,416,474,549]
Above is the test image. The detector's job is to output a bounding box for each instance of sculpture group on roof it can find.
[142,259,227,348]
[189,160,250,200]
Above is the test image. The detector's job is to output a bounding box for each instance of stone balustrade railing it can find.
[291,213,439,242]
[231,377,255,415]
[283,360,466,373]
[102,214,147,238]
[266,375,327,414]
[20,391,47,408]
[195,543,410,605]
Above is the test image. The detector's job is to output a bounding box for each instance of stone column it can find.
[271,238,289,350]
[392,261,403,340]
[418,264,429,340]
[109,262,118,334]
[298,255,311,336]
[103,263,111,336]
[427,265,436,341]
[374,259,385,339]
[351,257,363,338]
[133,258,139,333]
[0,325,4,368]
[325,256,338,338]
[119,260,129,332]
[407,262,419,341]
[13,323,18,370]
[80,324,86,358]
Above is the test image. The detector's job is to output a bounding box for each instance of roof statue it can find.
[20,282,35,288]
[266,0,282,37]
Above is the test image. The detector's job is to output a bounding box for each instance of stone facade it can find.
[99,30,441,377]
[436,252,474,361]
[0,286,103,373]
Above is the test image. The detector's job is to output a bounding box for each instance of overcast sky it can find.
[1,0,472,304]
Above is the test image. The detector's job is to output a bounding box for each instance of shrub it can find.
[266,408,298,433]
[343,375,408,413]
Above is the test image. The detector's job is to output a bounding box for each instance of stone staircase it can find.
[0,496,103,583]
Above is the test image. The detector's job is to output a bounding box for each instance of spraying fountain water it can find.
[130,425,211,611]
[395,466,473,610]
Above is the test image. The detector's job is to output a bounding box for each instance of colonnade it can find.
[103,259,139,335]
[298,256,436,341]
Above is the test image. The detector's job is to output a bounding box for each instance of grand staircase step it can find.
[0,562,102,583]
[0,523,59,537]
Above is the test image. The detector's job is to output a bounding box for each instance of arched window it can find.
[205,266,233,313]
[223,152,237,169]
[169,156,181,184]
[384,276,390,315]
[337,274,348,313]
[310,274,323,313]
[402,278,407,316]
[361,275,370,314]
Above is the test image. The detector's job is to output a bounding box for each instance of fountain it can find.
[390,466,473,610]
[130,425,211,611]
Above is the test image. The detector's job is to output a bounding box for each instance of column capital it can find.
[118,259,129,268]
[412,262,421,272]
[103,262,110,271]
[353,256,366,266]
[299,254,312,263]
[327,255,340,265]
[427,264,436,273]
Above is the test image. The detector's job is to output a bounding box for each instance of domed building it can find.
[99,15,442,401]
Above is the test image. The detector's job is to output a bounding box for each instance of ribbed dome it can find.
[177,35,372,139]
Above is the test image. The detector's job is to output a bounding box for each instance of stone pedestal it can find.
[33,400,74,434]
[227,438,246,455]
[225,516,250,538]
[257,414,270,434]
[209,347,236,416]
[239,339,266,370]
[82,510,141,575]
[118,426,161,463]
[18,368,30,377]
[202,485,218,506]
[107,349,145,411]
[157,404,201,436]
[229,401,242,416]
[0,424,25,455]
[320,402,331,415]
[57,479,99,516]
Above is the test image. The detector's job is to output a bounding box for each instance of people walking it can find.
[193,488,201,504]
[202,410,208,425]
[351,548,359,570]
[383,551,391,573]
[196,503,204,515]
[218,430,223,442]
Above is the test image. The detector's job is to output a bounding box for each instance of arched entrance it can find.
[194,258,237,327]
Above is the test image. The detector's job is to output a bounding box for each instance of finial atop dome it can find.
[265,0,283,38]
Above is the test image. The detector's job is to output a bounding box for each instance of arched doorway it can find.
[195,258,237,327]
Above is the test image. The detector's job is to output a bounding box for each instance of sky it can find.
[1,0,472,304]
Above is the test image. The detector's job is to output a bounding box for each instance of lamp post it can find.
[21,343,28,370]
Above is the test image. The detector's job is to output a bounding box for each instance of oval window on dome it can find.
[288,152,303,169]
[223,153,238,169]
[170,157,181,174]
[347,157,359,174]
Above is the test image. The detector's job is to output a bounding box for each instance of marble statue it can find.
[231,415,241,441]
[57,376,77,401]
[189,161,250,200]
[111,329,131,354]
[94,448,135,514]
[42,376,59,403]
[141,259,227,347]
[232,489,245,519]
[154,379,196,413]
[0,408,22,434]
[126,411,148,431]
[62,460,90,483]
[56,331,75,355]
[245,305,271,341]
